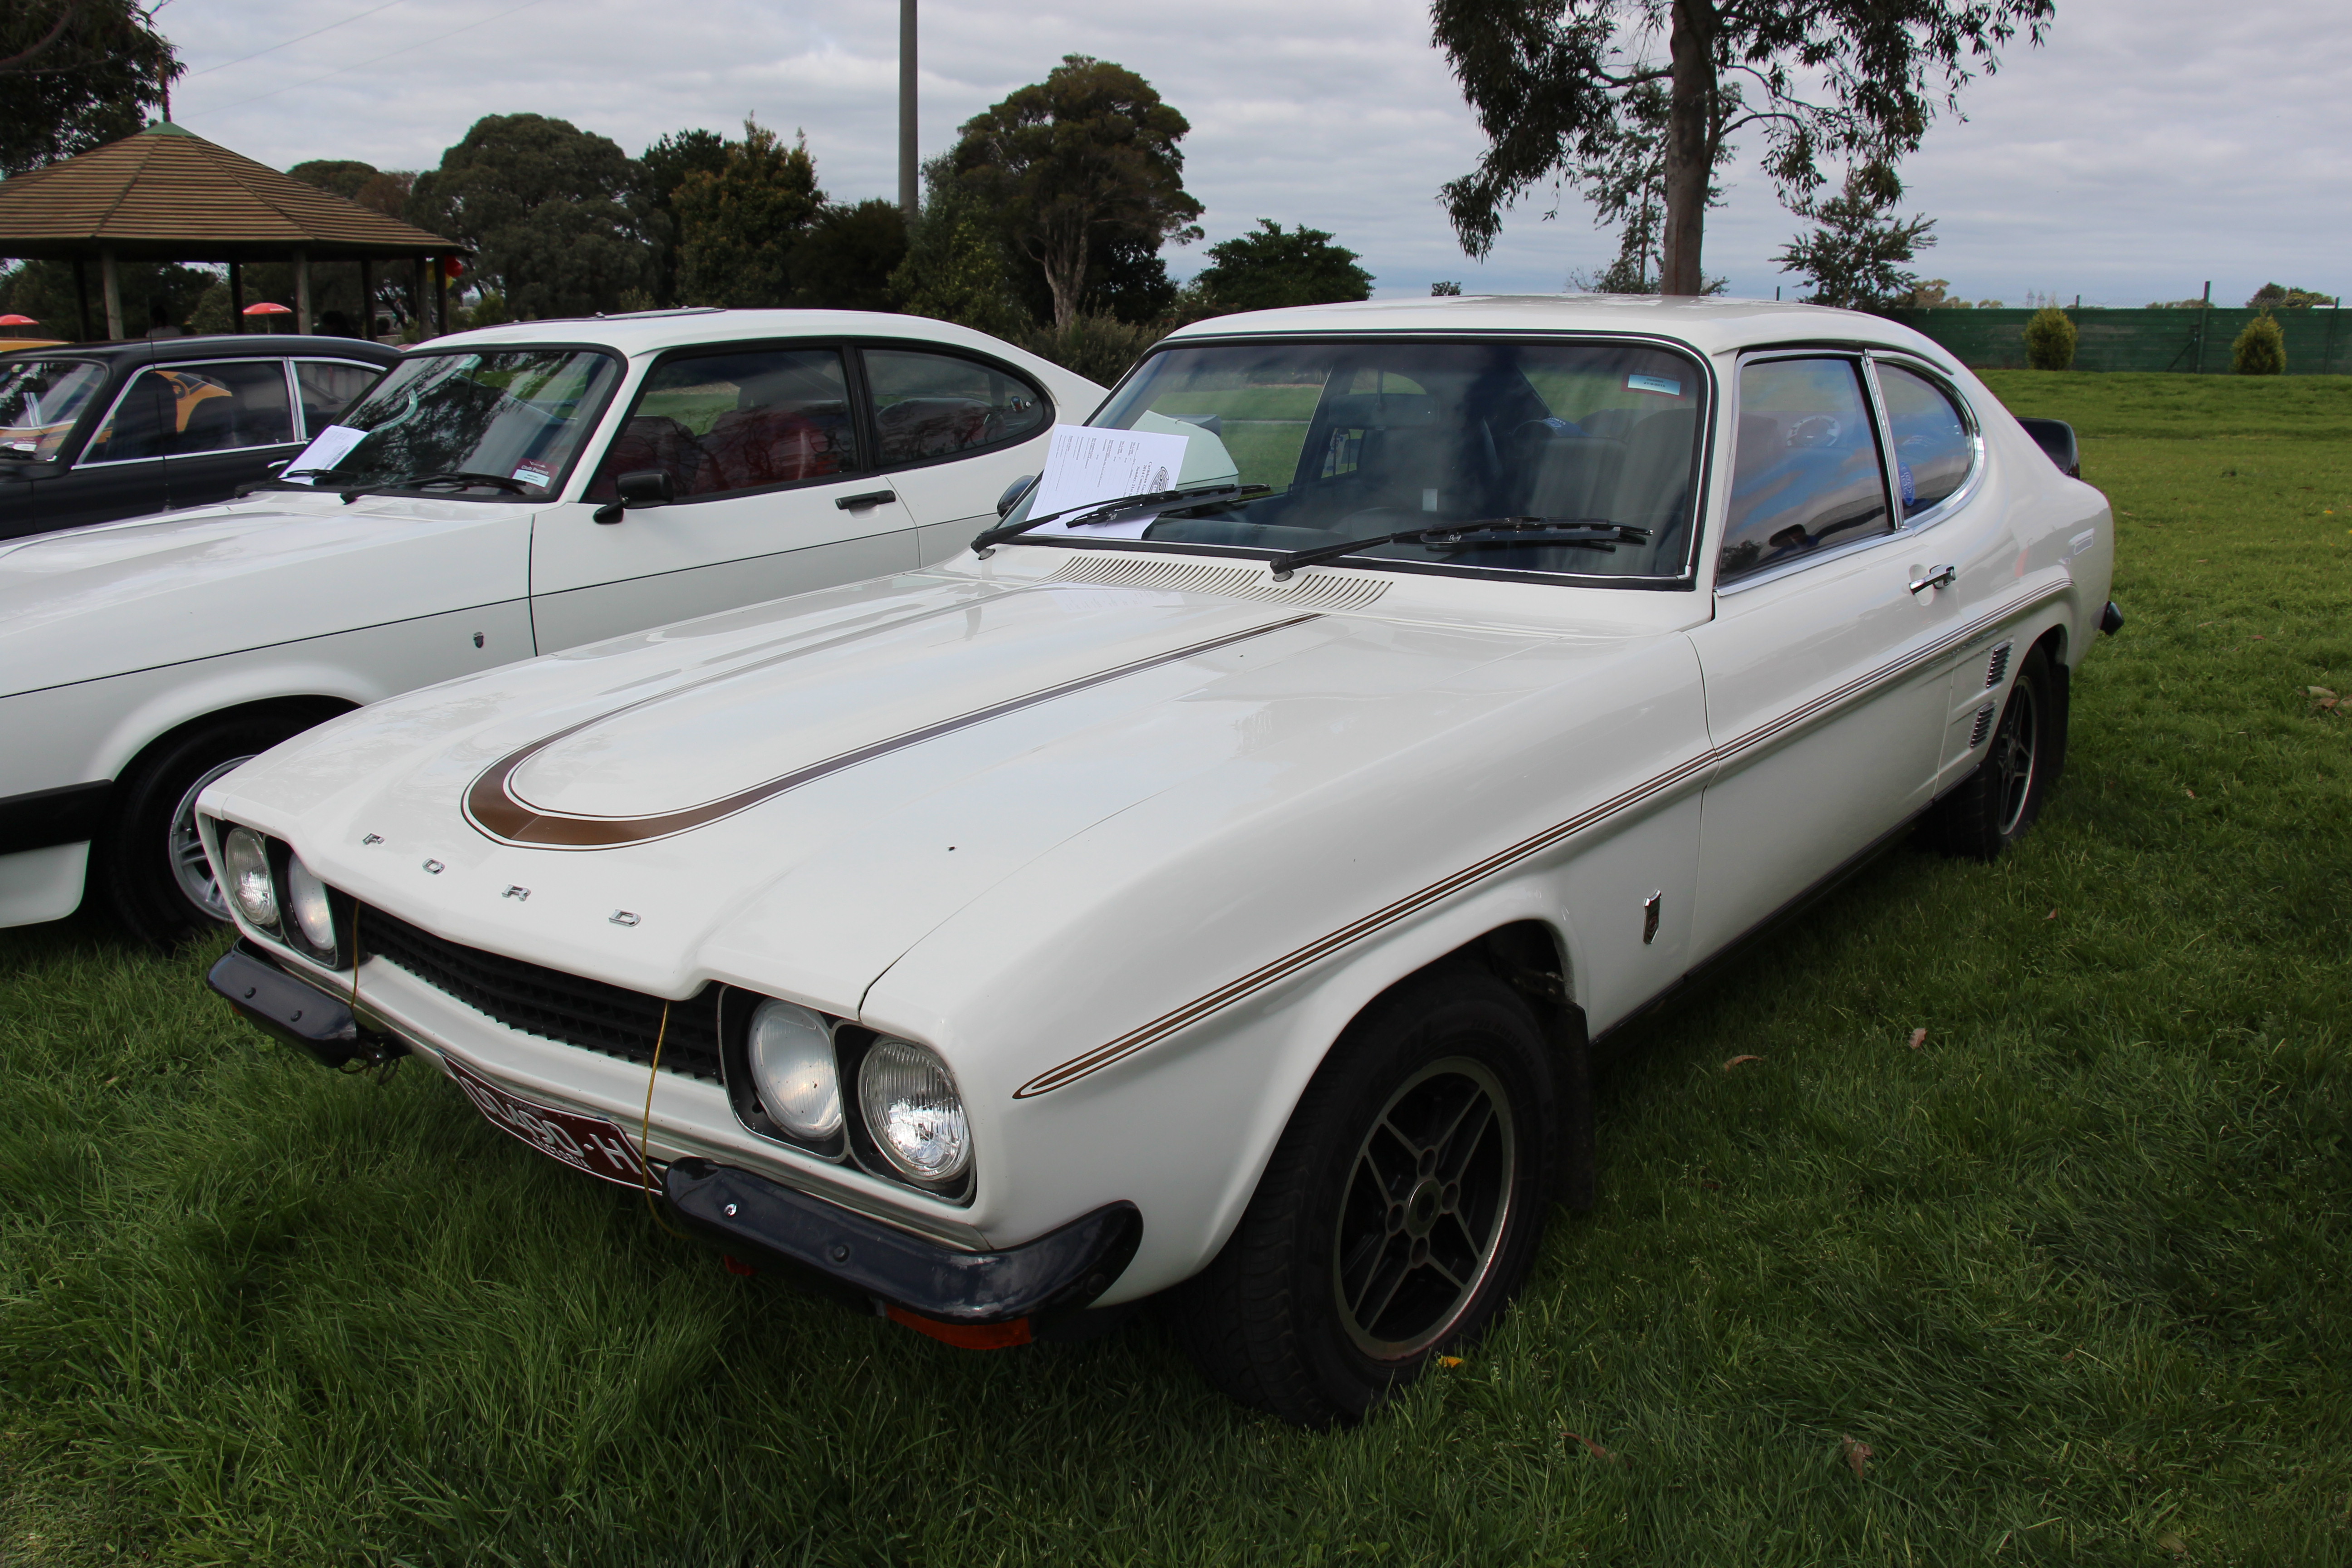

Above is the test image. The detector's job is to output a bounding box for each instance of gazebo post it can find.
[101,247,123,339]
[359,256,374,339]
[435,256,450,341]
[294,249,312,334]
[411,256,426,342]
[230,260,245,333]
[73,258,92,342]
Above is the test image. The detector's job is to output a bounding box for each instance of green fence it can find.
[1878,307,2352,375]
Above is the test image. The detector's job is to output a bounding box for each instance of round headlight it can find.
[858,1037,969,1184]
[285,855,336,955]
[746,1000,843,1141]
[223,827,277,928]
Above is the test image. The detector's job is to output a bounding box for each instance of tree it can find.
[891,154,1031,338]
[2247,282,2338,310]
[2232,314,2284,375]
[792,199,909,311]
[2023,305,2075,370]
[1775,162,1936,309]
[409,114,655,319]
[952,55,1203,329]
[671,120,823,308]
[640,127,727,306]
[0,0,179,175]
[1193,220,1373,311]
[1433,0,2051,294]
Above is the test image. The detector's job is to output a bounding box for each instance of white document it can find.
[282,423,368,483]
[1024,425,1195,539]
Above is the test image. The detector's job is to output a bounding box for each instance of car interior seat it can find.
[696,402,848,493]
[586,416,703,499]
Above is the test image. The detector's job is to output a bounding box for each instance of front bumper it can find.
[206,941,1142,1330]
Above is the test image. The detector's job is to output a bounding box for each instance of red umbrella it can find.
[242,302,292,315]
[0,313,36,325]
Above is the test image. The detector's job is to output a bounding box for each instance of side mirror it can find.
[2014,418,2080,480]
[617,469,675,507]
[995,473,1038,519]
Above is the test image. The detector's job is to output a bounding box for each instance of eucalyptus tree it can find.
[1433,0,2053,294]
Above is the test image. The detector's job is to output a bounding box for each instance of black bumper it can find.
[209,942,1143,1329]
[665,1157,1142,1328]
[207,940,403,1068]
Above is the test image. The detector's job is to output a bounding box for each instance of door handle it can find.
[835,490,897,511]
[1908,564,1957,595]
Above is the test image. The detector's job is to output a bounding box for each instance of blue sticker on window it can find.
[1899,461,1917,507]
[1625,373,1681,397]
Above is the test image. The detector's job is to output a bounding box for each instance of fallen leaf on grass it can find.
[1839,1435,1872,1478]
[1436,1356,1464,1368]
[1907,1028,1928,1050]
[2309,687,2339,698]
[2155,1531,2188,1555]
[2185,788,2196,799]
[1722,1054,1763,1072]
[2046,907,2059,920]
[1565,1430,1619,1463]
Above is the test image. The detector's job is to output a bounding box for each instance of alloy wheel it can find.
[1993,682,2038,837]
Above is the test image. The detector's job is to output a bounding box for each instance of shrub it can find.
[1024,314,1164,387]
[2232,313,2286,375]
[2023,306,2077,370]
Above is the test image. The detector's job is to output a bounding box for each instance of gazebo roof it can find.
[0,122,463,263]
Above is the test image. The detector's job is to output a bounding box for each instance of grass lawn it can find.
[4,372,2349,1566]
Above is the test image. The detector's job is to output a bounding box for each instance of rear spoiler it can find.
[2015,417,2081,479]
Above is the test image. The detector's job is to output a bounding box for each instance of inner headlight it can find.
[858,1037,970,1184]
[746,1000,843,1141]
[224,827,278,929]
[284,855,337,958]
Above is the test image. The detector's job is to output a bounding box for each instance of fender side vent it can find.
[1985,642,2013,688]
[1045,554,1391,610]
[1968,704,1997,749]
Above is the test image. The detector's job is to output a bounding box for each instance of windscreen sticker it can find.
[281,422,367,483]
[512,458,554,487]
[1625,373,1683,397]
[1899,461,1917,507]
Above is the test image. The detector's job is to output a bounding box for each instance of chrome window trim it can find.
[1864,351,1985,536]
[1711,348,1899,596]
[71,368,167,470]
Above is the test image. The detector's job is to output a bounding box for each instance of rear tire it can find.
[94,710,324,948]
[1930,643,2058,861]
[1166,967,1556,1426]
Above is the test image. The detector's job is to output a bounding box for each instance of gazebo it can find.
[0,122,466,342]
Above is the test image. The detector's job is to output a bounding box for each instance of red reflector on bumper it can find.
[886,1306,1033,1350]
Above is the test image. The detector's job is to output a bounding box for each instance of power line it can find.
[202,0,554,113]
[186,0,412,77]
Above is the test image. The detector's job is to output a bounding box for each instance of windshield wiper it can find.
[970,482,1269,554]
[1267,517,1651,579]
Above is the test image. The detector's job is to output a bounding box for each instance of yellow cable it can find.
[638,1002,692,1239]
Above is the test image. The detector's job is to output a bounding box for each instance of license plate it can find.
[443,1052,653,1188]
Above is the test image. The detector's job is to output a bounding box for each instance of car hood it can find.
[0,493,532,698]
[209,563,1705,1049]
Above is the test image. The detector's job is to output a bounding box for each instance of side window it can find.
[863,348,1048,466]
[79,370,176,463]
[586,348,856,501]
[157,361,297,455]
[1718,358,1892,584]
[1872,362,1974,518]
[296,360,381,438]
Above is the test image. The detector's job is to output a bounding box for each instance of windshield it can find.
[1005,338,1707,581]
[0,358,108,460]
[283,348,619,495]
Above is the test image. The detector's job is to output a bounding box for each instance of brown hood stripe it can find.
[1013,578,2072,1098]
[466,613,1323,849]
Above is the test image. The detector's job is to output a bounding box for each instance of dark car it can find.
[0,335,398,540]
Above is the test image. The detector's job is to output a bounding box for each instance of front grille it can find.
[358,902,723,1081]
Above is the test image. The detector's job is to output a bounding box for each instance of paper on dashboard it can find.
[281,423,368,484]
[1023,425,1195,539]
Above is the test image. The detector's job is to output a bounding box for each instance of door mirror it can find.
[996,473,1037,519]
[617,469,675,507]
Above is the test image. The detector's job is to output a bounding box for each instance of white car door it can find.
[858,344,1058,566]
[527,342,921,652]
[1684,353,1955,959]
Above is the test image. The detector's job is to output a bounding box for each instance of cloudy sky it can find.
[162,0,2351,309]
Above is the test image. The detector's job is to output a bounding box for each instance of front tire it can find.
[1167,968,1556,1425]
[94,710,323,947]
[1930,643,2058,861]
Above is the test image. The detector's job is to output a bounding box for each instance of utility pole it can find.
[898,0,918,218]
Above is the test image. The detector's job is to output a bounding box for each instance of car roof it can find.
[0,334,400,366]
[429,307,1053,363]
[1161,294,1962,368]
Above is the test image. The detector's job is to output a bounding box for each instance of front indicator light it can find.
[285,855,337,958]
[746,1000,843,1140]
[224,827,278,929]
[859,1037,970,1184]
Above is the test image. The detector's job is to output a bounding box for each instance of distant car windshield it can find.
[0,358,108,460]
[284,348,619,495]
[1006,338,1708,581]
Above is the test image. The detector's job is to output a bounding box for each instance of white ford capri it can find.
[0,309,1102,944]
[196,295,2117,1425]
